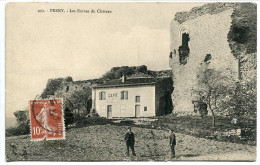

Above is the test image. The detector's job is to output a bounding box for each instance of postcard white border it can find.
[1,0,259,165]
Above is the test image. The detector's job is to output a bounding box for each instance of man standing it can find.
[169,129,176,159]
[124,127,136,156]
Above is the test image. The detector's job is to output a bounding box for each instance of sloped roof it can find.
[92,77,171,89]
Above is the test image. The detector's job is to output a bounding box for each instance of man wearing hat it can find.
[124,127,136,156]
[169,129,176,159]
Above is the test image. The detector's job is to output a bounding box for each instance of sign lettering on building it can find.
[108,93,117,98]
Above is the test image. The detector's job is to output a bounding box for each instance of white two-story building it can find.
[91,76,173,118]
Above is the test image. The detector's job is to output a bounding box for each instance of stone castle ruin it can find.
[169,3,257,115]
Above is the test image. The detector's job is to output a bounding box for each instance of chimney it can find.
[122,75,126,83]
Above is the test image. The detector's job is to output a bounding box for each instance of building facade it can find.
[92,77,173,118]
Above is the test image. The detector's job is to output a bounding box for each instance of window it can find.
[204,54,212,63]
[144,106,147,111]
[135,96,140,103]
[178,33,190,65]
[99,91,106,100]
[120,105,126,112]
[121,91,128,100]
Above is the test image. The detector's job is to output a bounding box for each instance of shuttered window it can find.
[121,91,124,99]
[136,96,140,103]
[125,91,128,100]
[99,91,106,100]
[121,91,128,100]
[99,92,102,100]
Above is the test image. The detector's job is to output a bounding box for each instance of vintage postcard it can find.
[5,2,256,161]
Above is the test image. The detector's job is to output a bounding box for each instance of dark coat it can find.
[169,133,176,147]
[125,132,135,145]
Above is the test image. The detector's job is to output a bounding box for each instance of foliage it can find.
[102,65,147,79]
[41,78,64,98]
[225,73,257,118]
[64,107,74,127]
[228,3,257,59]
[196,63,256,126]
[68,87,92,114]
[6,111,30,136]
[102,65,172,80]
[74,117,114,128]
[13,111,28,124]
[60,86,92,123]
[65,76,73,82]
[6,122,30,137]
[196,67,237,126]
[154,115,256,145]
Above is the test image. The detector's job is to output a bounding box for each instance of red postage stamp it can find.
[29,98,65,141]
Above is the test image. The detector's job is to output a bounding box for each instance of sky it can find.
[5,2,204,118]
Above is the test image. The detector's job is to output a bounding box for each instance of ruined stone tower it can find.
[169,3,256,114]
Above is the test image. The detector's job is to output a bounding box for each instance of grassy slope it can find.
[6,125,256,161]
[152,115,256,145]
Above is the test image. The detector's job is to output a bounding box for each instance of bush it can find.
[74,117,114,128]
[6,122,30,137]
[65,76,73,82]
[64,107,74,127]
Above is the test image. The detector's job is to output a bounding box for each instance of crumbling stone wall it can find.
[169,5,239,114]
[42,78,93,117]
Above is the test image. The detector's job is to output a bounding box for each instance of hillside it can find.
[6,124,256,161]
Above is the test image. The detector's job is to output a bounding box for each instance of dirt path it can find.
[6,125,256,161]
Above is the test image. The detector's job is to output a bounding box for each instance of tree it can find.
[65,76,73,82]
[12,111,30,135]
[67,87,92,117]
[13,111,28,124]
[228,72,256,118]
[196,67,237,127]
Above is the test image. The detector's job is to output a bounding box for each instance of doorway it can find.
[107,105,112,118]
[135,105,140,117]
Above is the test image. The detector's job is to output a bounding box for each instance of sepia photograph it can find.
[3,1,257,161]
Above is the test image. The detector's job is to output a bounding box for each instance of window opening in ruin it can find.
[204,54,212,63]
[178,33,190,65]
[170,50,176,59]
